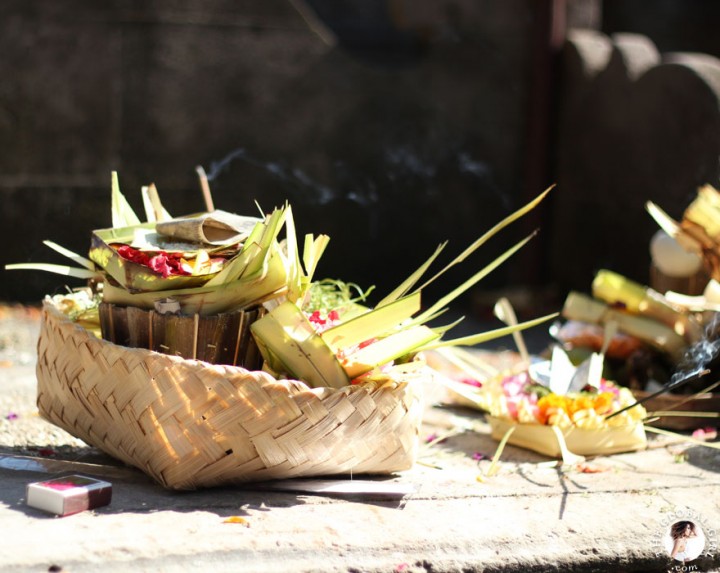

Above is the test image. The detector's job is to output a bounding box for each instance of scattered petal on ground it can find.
[223,516,250,526]
[575,462,610,473]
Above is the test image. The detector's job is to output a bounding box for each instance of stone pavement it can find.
[0,307,719,573]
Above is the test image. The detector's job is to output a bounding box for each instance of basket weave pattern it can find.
[36,302,424,489]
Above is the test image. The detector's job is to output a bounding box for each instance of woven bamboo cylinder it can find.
[36,301,425,489]
[98,302,265,369]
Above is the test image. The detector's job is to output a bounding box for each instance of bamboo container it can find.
[98,302,264,369]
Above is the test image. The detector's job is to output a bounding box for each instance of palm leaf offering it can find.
[7,173,556,389]
[426,337,650,461]
[18,172,701,485]
[425,263,719,459]
[9,172,294,317]
[425,303,653,461]
[7,172,300,368]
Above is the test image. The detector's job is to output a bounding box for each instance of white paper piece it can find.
[531,346,604,395]
[587,352,604,389]
[548,346,576,395]
[568,355,592,392]
[570,321,611,392]
[528,359,551,387]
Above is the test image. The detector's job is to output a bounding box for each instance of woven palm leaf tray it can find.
[36,300,425,490]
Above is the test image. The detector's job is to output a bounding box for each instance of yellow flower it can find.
[547,407,573,428]
[573,408,603,429]
[517,398,539,424]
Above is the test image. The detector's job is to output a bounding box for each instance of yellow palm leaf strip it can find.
[283,205,302,303]
[300,233,331,306]
[412,232,536,325]
[111,171,141,228]
[415,186,553,293]
[484,425,516,478]
[42,240,96,270]
[644,425,720,451]
[4,263,99,280]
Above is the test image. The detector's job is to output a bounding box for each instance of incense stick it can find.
[651,379,720,413]
[196,165,215,212]
[605,368,711,420]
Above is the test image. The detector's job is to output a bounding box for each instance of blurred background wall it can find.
[1,0,719,318]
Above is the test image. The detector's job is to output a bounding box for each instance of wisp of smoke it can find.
[671,313,720,387]
[206,148,248,181]
[204,147,339,205]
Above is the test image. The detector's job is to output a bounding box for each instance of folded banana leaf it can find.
[89,216,245,293]
[156,210,261,245]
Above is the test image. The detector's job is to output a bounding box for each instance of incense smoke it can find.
[205,147,338,205]
[204,145,510,211]
[671,313,720,390]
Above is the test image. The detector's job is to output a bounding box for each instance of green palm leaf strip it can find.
[111,171,141,228]
[420,312,558,350]
[4,263,98,280]
[282,205,302,302]
[204,206,286,287]
[377,185,553,308]
[300,233,330,303]
[415,186,552,293]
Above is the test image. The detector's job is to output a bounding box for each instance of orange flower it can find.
[537,394,569,424]
[536,391,617,426]
[592,392,615,415]
[568,395,592,416]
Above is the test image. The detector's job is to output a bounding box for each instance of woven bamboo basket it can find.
[36,300,425,490]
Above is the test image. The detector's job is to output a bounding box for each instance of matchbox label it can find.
[37,476,100,491]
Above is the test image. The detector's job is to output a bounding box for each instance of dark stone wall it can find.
[602,0,720,58]
[0,0,543,305]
